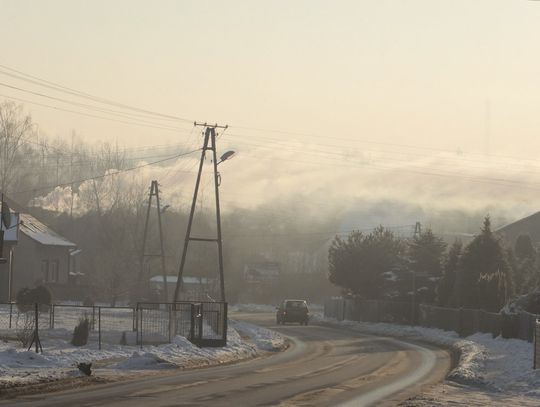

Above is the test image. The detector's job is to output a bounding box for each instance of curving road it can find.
[0,312,450,407]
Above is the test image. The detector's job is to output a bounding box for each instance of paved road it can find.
[1,313,450,407]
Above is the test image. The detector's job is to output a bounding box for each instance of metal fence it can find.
[324,298,540,342]
[0,301,228,351]
[137,301,227,347]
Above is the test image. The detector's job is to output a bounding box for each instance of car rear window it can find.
[286,301,307,309]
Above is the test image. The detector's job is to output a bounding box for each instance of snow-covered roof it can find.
[19,213,76,247]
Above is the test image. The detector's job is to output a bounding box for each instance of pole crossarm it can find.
[189,237,219,243]
[194,122,228,129]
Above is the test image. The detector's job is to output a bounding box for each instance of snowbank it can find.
[313,314,540,399]
[0,319,285,389]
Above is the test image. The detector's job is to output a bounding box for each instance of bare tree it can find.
[0,102,34,192]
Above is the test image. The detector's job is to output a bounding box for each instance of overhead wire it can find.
[8,148,202,195]
[0,92,195,134]
[0,64,194,123]
[3,63,540,199]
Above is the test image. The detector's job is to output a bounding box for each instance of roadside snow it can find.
[314,314,540,403]
[0,319,285,389]
[230,304,277,313]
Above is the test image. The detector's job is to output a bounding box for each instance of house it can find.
[243,262,281,283]
[0,209,82,302]
[149,275,218,302]
[496,211,540,248]
[0,210,20,302]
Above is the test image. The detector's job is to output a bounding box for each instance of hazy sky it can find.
[3,1,540,222]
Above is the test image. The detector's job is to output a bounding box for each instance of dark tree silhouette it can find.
[328,226,404,299]
[437,240,462,306]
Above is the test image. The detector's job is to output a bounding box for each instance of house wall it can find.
[11,233,71,297]
[0,244,15,302]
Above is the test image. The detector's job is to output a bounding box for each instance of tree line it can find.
[1,102,339,304]
[328,216,536,312]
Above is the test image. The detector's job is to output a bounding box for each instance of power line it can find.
[9,148,202,195]
[236,153,540,192]
[227,124,540,166]
[0,64,194,123]
[0,92,194,133]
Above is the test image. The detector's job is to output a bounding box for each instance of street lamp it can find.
[218,150,235,165]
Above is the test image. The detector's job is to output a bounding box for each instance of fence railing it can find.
[324,298,540,343]
[136,301,227,347]
[0,301,228,351]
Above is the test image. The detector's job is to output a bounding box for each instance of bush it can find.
[71,316,90,346]
[15,286,52,312]
[82,296,94,307]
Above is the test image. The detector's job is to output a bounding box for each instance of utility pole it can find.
[413,222,422,239]
[173,123,229,303]
[138,180,168,302]
[411,221,422,325]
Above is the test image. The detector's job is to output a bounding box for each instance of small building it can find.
[243,262,280,283]
[0,210,20,302]
[496,211,540,248]
[149,275,218,302]
[0,211,82,302]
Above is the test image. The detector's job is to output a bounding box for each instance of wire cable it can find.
[8,148,202,195]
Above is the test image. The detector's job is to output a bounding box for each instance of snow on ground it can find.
[230,303,278,313]
[314,314,540,405]
[230,303,324,313]
[0,319,285,390]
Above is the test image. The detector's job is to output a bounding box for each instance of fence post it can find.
[168,304,172,343]
[9,302,12,329]
[34,303,39,353]
[133,304,138,332]
[50,304,54,329]
[139,308,143,349]
[190,303,195,341]
[92,306,96,331]
[198,303,204,344]
[98,307,102,351]
[223,302,228,343]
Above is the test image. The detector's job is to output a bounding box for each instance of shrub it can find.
[71,316,90,346]
[15,288,33,312]
[15,286,52,312]
[82,296,94,307]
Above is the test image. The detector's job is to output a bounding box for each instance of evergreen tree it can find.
[437,240,462,306]
[408,229,447,303]
[511,235,538,295]
[455,216,510,310]
[328,226,404,299]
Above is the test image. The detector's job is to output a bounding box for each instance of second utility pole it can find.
[138,180,168,302]
[173,123,227,303]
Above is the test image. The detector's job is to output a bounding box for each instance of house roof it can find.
[19,213,76,247]
[149,276,215,284]
[496,211,540,245]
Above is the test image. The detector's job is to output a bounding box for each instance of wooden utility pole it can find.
[173,123,228,302]
[138,180,168,302]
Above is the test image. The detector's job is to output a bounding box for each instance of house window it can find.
[41,260,49,282]
[50,260,59,283]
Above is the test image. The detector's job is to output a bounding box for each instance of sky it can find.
[2,0,540,225]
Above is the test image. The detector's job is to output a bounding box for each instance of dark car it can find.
[276,299,309,325]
